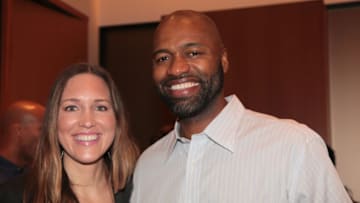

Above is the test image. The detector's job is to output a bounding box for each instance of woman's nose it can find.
[79,110,95,128]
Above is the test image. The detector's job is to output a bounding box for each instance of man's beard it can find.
[157,62,224,119]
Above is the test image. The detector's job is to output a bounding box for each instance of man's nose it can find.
[167,55,190,76]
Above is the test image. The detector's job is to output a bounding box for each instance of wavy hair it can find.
[23,63,139,203]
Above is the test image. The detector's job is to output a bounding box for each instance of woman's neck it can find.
[63,157,108,187]
[63,157,114,203]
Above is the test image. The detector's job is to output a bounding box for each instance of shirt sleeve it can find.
[287,134,352,203]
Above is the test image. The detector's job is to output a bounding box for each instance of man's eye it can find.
[64,105,78,111]
[96,105,108,111]
[155,55,169,63]
[188,51,200,57]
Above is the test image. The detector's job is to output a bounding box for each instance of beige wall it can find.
[329,6,360,200]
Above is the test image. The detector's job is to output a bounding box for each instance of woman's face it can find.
[58,73,116,166]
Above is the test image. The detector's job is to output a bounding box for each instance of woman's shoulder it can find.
[114,176,133,203]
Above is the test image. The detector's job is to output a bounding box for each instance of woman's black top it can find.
[0,174,132,203]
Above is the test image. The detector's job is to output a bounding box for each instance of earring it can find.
[60,150,64,159]
[107,151,112,159]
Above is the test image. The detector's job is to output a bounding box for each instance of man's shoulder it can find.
[0,157,18,169]
[139,132,174,160]
[133,132,175,178]
[242,108,320,142]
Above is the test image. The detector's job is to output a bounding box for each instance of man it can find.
[0,100,45,184]
[131,10,351,202]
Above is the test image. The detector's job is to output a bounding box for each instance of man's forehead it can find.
[160,13,212,30]
[156,11,222,44]
[156,20,214,44]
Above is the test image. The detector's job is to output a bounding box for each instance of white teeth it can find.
[170,82,199,90]
[75,135,98,141]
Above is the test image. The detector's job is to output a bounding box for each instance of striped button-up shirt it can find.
[131,95,351,203]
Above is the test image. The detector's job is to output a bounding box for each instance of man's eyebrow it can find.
[183,42,202,48]
[153,42,204,57]
[153,49,169,57]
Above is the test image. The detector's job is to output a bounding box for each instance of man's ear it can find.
[221,49,229,73]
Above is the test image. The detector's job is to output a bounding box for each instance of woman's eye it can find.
[64,105,78,112]
[96,105,108,111]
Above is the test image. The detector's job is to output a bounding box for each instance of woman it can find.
[0,63,139,203]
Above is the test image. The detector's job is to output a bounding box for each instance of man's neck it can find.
[179,95,227,139]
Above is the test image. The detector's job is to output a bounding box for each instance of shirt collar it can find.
[164,122,182,162]
[204,95,244,152]
[164,94,245,160]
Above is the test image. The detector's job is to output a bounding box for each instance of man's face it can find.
[152,16,227,119]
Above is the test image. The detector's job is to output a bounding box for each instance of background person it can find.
[0,100,45,184]
[131,10,352,203]
[327,145,359,203]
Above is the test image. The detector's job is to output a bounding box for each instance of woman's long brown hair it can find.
[23,63,139,203]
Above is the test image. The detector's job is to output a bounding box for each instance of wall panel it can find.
[0,0,87,112]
